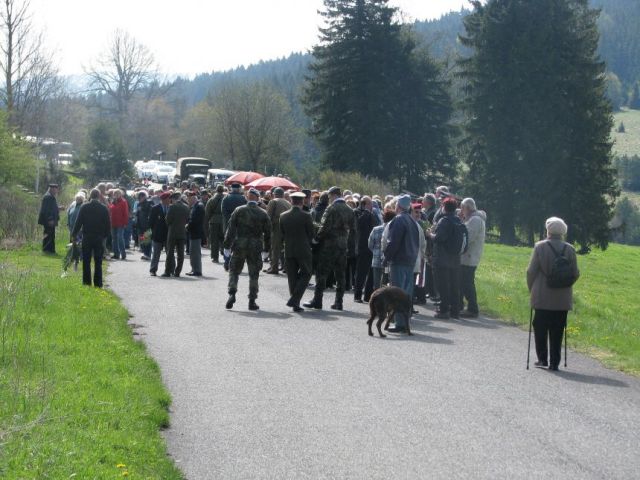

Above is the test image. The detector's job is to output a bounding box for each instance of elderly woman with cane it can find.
[526,217,580,371]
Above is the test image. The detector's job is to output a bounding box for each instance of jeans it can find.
[111,227,126,259]
[460,265,478,314]
[371,267,384,290]
[124,219,133,248]
[389,263,414,329]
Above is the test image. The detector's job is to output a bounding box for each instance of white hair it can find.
[461,197,477,211]
[545,217,568,237]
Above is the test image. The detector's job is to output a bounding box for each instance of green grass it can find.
[613,108,640,157]
[0,241,182,479]
[476,243,640,375]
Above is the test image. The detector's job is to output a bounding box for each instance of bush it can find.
[0,187,40,248]
[292,165,394,196]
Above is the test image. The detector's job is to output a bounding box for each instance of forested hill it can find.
[169,0,640,108]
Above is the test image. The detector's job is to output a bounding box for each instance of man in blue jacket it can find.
[384,194,419,333]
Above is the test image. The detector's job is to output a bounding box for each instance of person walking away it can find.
[368,210,396,290]
[38,183,60,254]
[266,187,291,274]
[354,196,378,303]
[221,183,247,271]
[223,188,271,310]
[71,189,110,287]
[205,184,225,262]
[279,192,314,312]
[148,192,170,276]
[66,192,85,240]
[430,198,463,319]
[526,217,579,371]
[186,191,205,276]
[163,192,190,277]
[109,189,129,260]
[459,198,486,318]
[136,191,153,260]
[383,195,419,333]
[411,205,428,313]
[303,186,356,311]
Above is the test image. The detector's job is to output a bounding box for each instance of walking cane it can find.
[526,308,533,370]
[564,320,568,368]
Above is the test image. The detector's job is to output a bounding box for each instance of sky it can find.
[31,0,468,77]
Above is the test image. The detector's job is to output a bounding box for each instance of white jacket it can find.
[461,210,486,267]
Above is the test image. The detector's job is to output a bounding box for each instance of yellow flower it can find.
[116,463,126,468]
[122,471,129,477]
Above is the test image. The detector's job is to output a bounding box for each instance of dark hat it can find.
[328,186,341,195]
[248,188,260,197]
[302,189,311,197]
[160,192,171,200]
[48,183,59,188]
[230,182,241,190]
[273,187,284,196]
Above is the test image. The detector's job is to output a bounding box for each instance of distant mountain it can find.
[167,1,640,110]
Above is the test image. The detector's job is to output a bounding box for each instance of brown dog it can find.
[367,286,412,337]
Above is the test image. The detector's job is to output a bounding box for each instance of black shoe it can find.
[303,299,322,310]
[174,273,180,278]
[212,258,219,263]
[223,264,229,272]
[160,273,171,277]
[354,298,363,304]
[412,309,419,315]
[460,310,479,319]
[226,294,236,309]
[387,326,407,333]
[186,272,202,276]
[434,311,450,319]
[248,300,259,311]
[286,298,295,307]
[534,361,548,368]
[293,306,304,313]
[549,365,559,371]
[330,302,343,311]
[150,272,157,277]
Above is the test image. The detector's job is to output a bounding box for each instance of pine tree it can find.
[617,122,625,133]
[86,122,131,182]
[459,0,619,249]
[303,0,455,191]
[630,83,640,110]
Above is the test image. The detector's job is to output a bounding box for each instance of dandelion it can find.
[122,472,129,477]
[116,463,126,468]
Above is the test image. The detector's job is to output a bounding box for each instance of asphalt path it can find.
[108,251,640,479]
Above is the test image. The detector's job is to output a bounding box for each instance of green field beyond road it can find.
[613,108,640,157]
[476,243,640,375]
[0,244,182,479]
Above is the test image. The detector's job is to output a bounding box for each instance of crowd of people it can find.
[39,175,579,368]
[52,179,489,327]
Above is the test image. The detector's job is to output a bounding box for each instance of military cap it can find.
[230,183,242,190]
[290,191,306,199]
[248,188,261,197]
[48,183,59,188]
[328,186,341,195]
[273,187,284,196]
[302,189,311,197]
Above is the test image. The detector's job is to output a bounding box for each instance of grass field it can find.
[613,108,640,157]
[476,242,640,375]
[0,241,182,479]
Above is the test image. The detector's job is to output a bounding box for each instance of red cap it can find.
[160,192,171,200]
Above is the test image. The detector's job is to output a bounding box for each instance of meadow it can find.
[612,108,640,157]
[476,242,640,375]
[0,242,182,479]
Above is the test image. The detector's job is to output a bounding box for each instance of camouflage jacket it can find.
[316,199,356,250]
[223,202,271,252]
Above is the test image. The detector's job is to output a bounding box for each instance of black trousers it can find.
[354,251,374,301]
[285,257,312,306]
[42,225,56,253]
[434,264,460,316]
[344,256,357,291]
[82,236,104,287]
[534,309,567,368]
[165,238,186,275]
[460,265,479,314]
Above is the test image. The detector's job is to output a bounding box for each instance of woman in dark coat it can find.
[526,217,580,371]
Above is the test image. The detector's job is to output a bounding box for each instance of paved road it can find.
[108,252,640,479]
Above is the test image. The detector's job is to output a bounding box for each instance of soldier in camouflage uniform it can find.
[303,186,357,311]
[223,188,271,310]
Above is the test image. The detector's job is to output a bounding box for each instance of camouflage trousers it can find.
[314,245,347,299]
[228,247,263,299]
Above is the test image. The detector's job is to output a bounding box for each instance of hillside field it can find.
[476,242,640,375]
[613,108,640,157]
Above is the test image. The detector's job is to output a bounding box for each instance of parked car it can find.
[152,164,175,183]
[135,160,158,179]
[207,168,236,187]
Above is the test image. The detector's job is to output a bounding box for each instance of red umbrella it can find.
[224,171,264,186]
[246,176,300,192]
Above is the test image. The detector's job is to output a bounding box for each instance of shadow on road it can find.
[235,311,294,320]
[384,333,454,344]
[552,370,629,388]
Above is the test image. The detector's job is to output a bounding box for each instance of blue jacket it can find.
[384,212,419,267]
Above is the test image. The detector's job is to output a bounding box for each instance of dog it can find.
[367,286,412,337]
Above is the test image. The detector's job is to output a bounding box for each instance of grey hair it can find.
[89,188,101,200]
[461,197,477,211]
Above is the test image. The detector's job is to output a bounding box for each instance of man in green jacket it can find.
[162,192,190,277]
[205,184,225,262]
[223,188,271,311]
